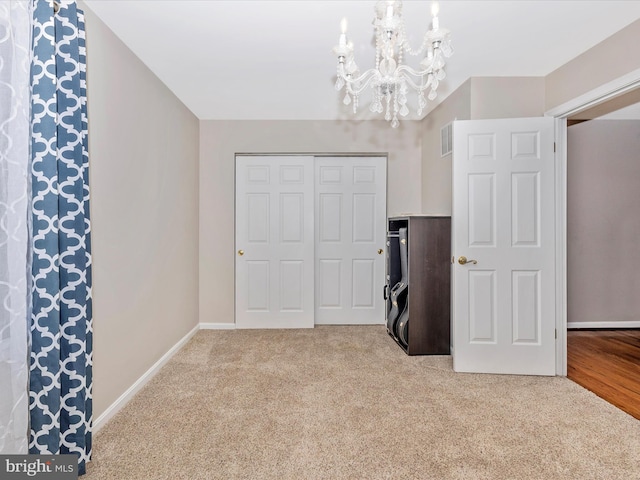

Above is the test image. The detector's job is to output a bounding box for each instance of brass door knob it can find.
[238,250,244,256]
[377,248,384,255]
[458,255,477,265]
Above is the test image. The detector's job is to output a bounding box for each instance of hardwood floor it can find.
[567,329,640,420]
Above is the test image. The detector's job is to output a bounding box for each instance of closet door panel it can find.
[315,157,387,325]
[236,156,314,329]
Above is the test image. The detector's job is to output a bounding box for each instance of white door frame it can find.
[546,67,640,375]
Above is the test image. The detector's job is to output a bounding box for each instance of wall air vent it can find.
[441,122,453,157]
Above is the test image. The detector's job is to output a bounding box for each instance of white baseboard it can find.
[567,321,640,329]
[93,324,200,432]
[199,322,236,330]
[94,323,236,432]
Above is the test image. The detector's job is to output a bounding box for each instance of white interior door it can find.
[235,155,314,329]
[314,157,387,325]
[452,117,556,375]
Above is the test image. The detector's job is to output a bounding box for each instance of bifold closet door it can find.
[235,156,315,329]
[314,157,387,325]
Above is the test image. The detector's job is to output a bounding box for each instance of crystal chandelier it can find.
[333,1,453,128]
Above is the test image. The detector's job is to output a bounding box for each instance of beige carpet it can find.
[85,326,640,479]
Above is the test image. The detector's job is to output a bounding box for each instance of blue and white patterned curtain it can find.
[29,0,92,474]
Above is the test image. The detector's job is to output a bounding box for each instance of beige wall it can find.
[567,120,640,325]
[199,120,422,325]
[84,6,200,418]
[421,80,471,214]
[470,77,545,119]
[545,19,640,112]
[420,77,545,213]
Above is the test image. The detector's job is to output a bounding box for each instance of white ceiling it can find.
[83,0,640,122]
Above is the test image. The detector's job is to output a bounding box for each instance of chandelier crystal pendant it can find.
[333,0,453,128]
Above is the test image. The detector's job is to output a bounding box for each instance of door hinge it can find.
[553,142,556,153]
[555,329,557,339]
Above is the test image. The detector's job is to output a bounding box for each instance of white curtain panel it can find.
[0,0,31,454]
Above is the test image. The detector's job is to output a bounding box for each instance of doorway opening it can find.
[548,79,640,418]
[547,68,640,376]
[563,97,640,418]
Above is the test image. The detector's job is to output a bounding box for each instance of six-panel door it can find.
[452,118,556,375]
[314,157,387,325]
[236,156,315,329]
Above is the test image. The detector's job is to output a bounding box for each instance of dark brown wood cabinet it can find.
[385,215,451,355]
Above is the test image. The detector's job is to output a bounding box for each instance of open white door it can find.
[235,156,314,329]
[314,157,387,325]
[452,117,556,375]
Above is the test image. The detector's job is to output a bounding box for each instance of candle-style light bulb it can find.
[386,3,394,18]
[431,2,440,30]
[338,17,348,47]
[341,17,348,34]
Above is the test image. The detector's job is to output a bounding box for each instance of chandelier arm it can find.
[394,66,436,92]
[341,69,381,96]
[403,75,431,94]
[396,64,435,80]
